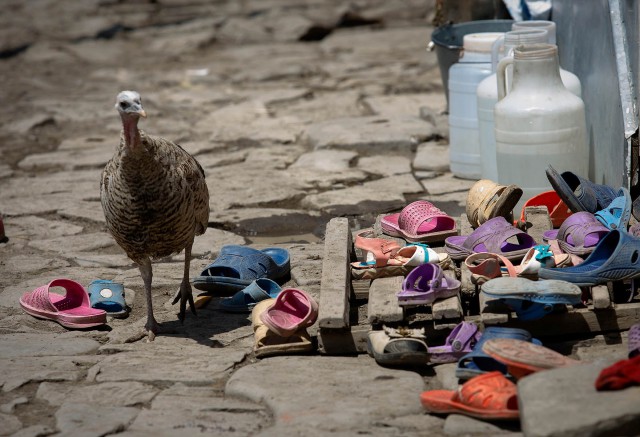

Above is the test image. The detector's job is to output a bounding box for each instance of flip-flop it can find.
[252,299,313,358]
[351,244,452,280]
[193,245,290,295]
[397,263,460,306]
[427,321,482,364]
[481,277,582,321]
[482,338,579,379]
[20,279,107,329]
[88,279,128,318]
[420,371,519,421]
[539,229,640,286]
[352,229,402,268]
[546,164,618,214]
[367,326,430,367]
[445,216,536,262]
[380,200,457,243]
[456,326,542,380]
[542,212,610,256]
[595,187,632,231]
[518,190,572,228]
[259,288,318,337]
[219,278,282,313]
[466,179,523,229]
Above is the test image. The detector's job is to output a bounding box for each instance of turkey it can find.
[101,90,210,341]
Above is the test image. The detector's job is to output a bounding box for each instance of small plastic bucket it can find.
[430,19,514,107]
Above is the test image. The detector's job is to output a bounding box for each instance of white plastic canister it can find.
[512,20,557,44]
[494,44,588,214]
[448,32,503,180]
[477,29,549,181]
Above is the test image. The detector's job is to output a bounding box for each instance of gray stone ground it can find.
[0,1,636,436]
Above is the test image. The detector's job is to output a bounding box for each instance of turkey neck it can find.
[121,114,142,150]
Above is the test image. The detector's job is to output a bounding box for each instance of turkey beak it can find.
[138,109,147,118]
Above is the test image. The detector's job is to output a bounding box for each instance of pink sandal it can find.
[380,201,457,243]
[19,279,107,328]
[259,288,318,337]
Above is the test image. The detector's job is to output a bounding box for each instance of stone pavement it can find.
[0,1,637,436]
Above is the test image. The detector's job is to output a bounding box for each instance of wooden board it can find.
[367,276,404,325]
[317,324,370,355]
[479,290,510,325]
[591,285,612,309]
[318,218,352,330]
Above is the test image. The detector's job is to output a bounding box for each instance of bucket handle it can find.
[497,57,515,101]
[491,35,505,73]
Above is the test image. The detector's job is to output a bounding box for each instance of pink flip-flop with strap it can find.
[260,288,318,337]
[380,201,457,243]
[19,278,107,328]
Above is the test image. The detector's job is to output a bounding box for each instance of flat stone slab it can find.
[276,90,364,124]
[362,93,444,118]
[414,141,450,172]
[305,115,434,156]
[424,173,476,196]
[0,355,100,392]
[3,216,83,239]
[18,145,113,171]
[2,254,71,274]
[357,155,412,177]
[171,227,246,261]
[55,402,139,437]
[28,232,116,254]
[0,412,22,435]
[301,173,423,215]
[209,208,324,237]
[0,333,100,358]
[444,414,518,435]
[127,384,267,436]
[36,381,158,407]
[226,355,425,432]
[518,361,640,437]
[290,149,357,172]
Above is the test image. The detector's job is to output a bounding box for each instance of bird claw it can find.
[176,281,196,324]
[145,319,160,342]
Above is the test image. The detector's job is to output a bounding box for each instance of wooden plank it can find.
[351,279,370,300]
[479,290,510,325]
[317,324,370,355]
[372,215,406,247]
[367,276,404,325]
[432,294,463,320]
[458,213,474,235]
[591,285,612,309]
[524,206,553,244]
[319,218,352,329]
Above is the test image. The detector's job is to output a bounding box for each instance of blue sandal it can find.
[88,279,128,317]
[193,245,290,294]
[595,187,632,230]
[219,278,282,312]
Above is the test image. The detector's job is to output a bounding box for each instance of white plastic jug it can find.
[512,20,557,44]
[448,32,503,180]
[494,44,588,214]
[477,29,549,181]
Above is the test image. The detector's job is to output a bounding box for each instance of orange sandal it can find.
[420,371,519,421]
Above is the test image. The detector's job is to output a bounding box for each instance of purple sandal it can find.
[542,212,609,256]
[445,217,536,262]
[397,263,460,306]
[427,321,482,364]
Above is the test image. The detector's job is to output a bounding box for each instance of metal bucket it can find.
[430,19,514,107]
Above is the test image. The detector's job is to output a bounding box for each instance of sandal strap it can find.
[354,229,401,267]
[557,212,608,249]
[398,201,449,236]
[457,371,517,410]
[462,217,533,254]
[402,263,441,293]
[445,321,481,352]
[465,253,517,279]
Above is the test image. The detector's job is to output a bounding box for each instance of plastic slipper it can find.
[518,190,572,228]
[629,323,640,358]
[380,200,457,243]
[219,278,282,313]
[542,211,609,256]
[420,371,519,421]
[445,216,536,262]
[465,252,517,285]
[397,263,460,306]
[252,299,313,358]
[456,327,542,380]
[546,164,618,214]
[427,321,482,364]
[481,277,582,321]
[482,338,579,379]
[88,279,128,317]
[595,355,640,391]
[351,243,451,280]
[193,245,290,294]
[367,326,430,366]
[595,187,632,231]
[352,229,402,268]
[20,278,107,328]
[260,288,318,337]
[538,229,640,286]
[466,179,523,229]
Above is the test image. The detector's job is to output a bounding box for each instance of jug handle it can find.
[491,35,505,73]
[497,57,515,101]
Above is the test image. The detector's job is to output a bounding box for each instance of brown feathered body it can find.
[100,131,209,263]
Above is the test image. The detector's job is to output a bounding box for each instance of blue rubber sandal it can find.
[456,327,541,380]
[88,279,128,318]
[546,165,618,214]
[193,245,290,294]
[219,278,282,313]
[481,277,582,321]
[595,187,632,231]
[538,229,640,286]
